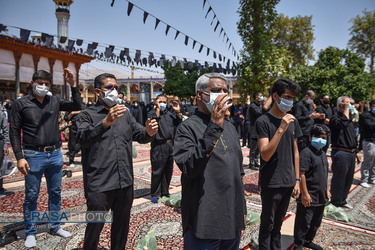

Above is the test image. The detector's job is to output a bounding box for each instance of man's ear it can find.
[94,88,101,98]
[196,90,202,102]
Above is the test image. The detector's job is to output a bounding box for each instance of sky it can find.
[0,0,374,78]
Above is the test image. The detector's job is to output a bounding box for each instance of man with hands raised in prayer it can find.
[76,73,158,250]
[253,78,302,250]
[174,73,247,250]
[147,94,182,203]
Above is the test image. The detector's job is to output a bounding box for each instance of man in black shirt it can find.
[147,94,182,203]
[294,90,321,152]
[254,78,302,250]
[358,100,375,188]
[76,73,158,250]
[64,110,83,166]
[315,94,333,152]
[293,124,330,250]
[9,69,80,248]
[173,73,247,249]
[329,96,358,208]
[248,91,272,169]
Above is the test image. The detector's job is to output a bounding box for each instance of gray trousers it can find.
[361,141,375,184]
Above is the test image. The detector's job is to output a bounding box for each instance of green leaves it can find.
[162,60,212,98]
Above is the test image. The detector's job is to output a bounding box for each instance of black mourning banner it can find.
[184,36,189,46]
[165,25,171,35]
[174,30,180,40]
[154,19,160,30]
[0,24,7,33]
[59,36,67,43]
[127,2,134,16]
[76,39,83,46]
[20,29,31,43]
[67,39,75,51]
[143,11,149,24]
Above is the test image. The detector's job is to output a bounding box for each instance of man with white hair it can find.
[329,96,359,209]
[173,73,247,249]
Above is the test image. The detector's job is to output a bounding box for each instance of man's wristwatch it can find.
[296,178,301,181]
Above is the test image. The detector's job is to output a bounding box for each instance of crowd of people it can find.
[0,70,374,250]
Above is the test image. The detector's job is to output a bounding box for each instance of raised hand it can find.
[146,118,158,136]
[63,68,75,87]
[103,104,127,128]
[210,93,232,127]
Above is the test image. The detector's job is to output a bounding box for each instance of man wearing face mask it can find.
[9,69,80,248]
[329,96,359,209]
[76,73,159,249]
[147,94,182,203]
[293,124,331,250]
[248,91,272,170]
[173,73,247,249]
[253,78,302,250]
[294,90,321,152]
[315,94,333,153]
[359,100,375,188]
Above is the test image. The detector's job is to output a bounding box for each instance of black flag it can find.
[165,25,171,35]
[20,29,31,43]
[154,19,160,30]
[127,2,134,16]
[143,11,149,24]
[184,36,189,46]
[174,30,180,40]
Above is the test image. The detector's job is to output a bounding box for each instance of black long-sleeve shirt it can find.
[248,102,264,126]
[315,104,333,125]
[9,87,82,160]
[173,111,246,240]
[293,100,314,136]
[147,109,181,142]
[76,102,153,193]
[329,112,357,150]
[360,110,375,141]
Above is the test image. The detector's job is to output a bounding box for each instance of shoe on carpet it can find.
[0,193,6,199]
[303,241,323,250]
[0,230,17,247]
[53,228,72,238]
[341,203,353,209]
[151,196,158,203]
[293,244,303,250]
[360,182,370,188]
[24,235,36,248]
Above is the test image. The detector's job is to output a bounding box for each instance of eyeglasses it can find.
[102,85,118,91]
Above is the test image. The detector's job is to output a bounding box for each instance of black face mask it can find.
[322,99,330,105]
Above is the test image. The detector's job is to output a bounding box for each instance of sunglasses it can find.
[102,85,118,91]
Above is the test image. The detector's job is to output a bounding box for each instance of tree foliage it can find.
[237,0,280,100]
[273,14,315,68]
[288,47,374,103]
[348,9,375,98]
[162,61,212,98]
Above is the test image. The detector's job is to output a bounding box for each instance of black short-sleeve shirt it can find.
[297,145,329,206]
[254,113,303,188]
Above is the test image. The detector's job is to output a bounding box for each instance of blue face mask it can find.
[311,137,327,150]
[259,96,264,102]
[276,95,294,113]
[372,107,375,114]
[159,102,167,111]
[349,104,354,113]
[181,101,185,105]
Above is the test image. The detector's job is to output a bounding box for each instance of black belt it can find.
[331,147,356,153]
[153,139,172,144]
[24,142,62,153]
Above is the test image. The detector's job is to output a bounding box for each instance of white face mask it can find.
[100,89,118,107]
[306,98,313,104]
[33,84,49,97]
[159,102,167,111]
[203,92,225,113]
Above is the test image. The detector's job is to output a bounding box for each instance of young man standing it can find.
[293,124,331,250]
[254,78,302,250]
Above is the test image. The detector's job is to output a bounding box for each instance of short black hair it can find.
[370,100,375,107]
[32,70,52,82]
[118,92,124,97]
[253,91,262,99]
[310,124,330,137]
[156,94,168,100]
[271,78,301,97]
[94,73,116,89]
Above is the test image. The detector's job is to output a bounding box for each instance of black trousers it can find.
[67,128,80,164]
[249,126,259,166]
[293,203,324,246]
[84,186,133,250]
[184,229,241,250]
[259,187,293,250]
[297,135,309,152]
[331,149,356,206]
[242,120,250,147]
[0,140,4,193]
[150,142,173,197]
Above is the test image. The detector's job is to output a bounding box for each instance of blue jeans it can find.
[23,148,63,236]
